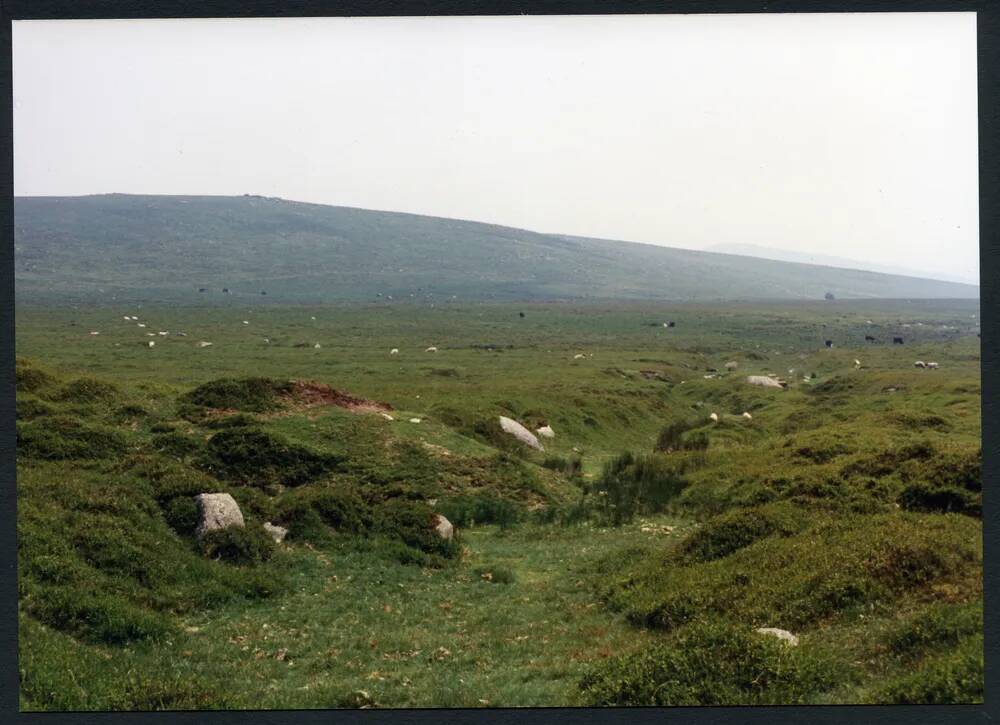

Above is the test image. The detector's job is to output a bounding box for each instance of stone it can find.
[194,493,244,538]
[263,522,288,543]
[498,416,544,451]
[755,627,799,647]
[432,513,454,541]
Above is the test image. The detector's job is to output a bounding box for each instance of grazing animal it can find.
[725,361,738,370]
[222,288,230,294]
[854,359,861,368]
[824,340,834,348]
[668,321,676,328]
[425,346,438,353]
[742,412,753,420]
[390,348,399,355]
[89,331,100,335]
[865,335,876,342]
[197,341,213,348]
[709,412,719,423]
[519,312,525,318]
[573,353,585,359]
[914,360,926,368]
[261,291,267,295]
[147,340,155,348]
[198,288,207,293]
[926,362,939,369]
[893,337,904,345]
[137,323,146,328]
[242,320,249,325]
[314,343,322,349]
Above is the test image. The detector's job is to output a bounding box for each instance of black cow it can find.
[825,340,834,348]
[261,290,267,296]
[222,288,230,294]
[668,321,676,328]
[519,312,525,318]
[893,337,904,345]
[864,335,876,342]
[198,288,207,293]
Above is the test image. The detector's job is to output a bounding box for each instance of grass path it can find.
[154,517,692,709]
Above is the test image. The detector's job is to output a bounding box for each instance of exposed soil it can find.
[280,380,393,415]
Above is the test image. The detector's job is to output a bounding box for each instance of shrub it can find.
[276,486,372,540]
[591,452,688,526]
[873,634,983,704]
[375,499,459,559]
[199,524,276,565]
[16,417,128,460]
[203,413,260,430]
[678,502,810,562]
[182,377,292,412]
[580,621,842,705]
[655,420,709,453]
[200,427,341,486]
[16,397,53,421]
[162,497,199,536]
[883,602,982,657]
[51,378,120,404]
[898,483,980,516]
[150,432,203,459]
[16,359,55,393]
[23,584,173,645]
[437,495,522,530]
[474,566,516,584]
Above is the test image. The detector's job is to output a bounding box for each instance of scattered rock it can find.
[263,522,288,543]
[498,416,544,451]
[755,627,799,646]
[194,493,245,538]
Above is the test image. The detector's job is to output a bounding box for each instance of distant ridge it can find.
[14,194,979,304]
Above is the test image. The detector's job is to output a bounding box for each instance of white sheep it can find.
[390,348,399,355]
[914,360,926,368]
[742,411,753,420]
[147,340,155,348]
[709,412,719,423]
[425,346,438,352]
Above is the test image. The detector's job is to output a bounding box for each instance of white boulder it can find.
[498,416,544,451]
[432,513,454,541]
[194,493,245,538]
[755,627,799,647]
[263,522,288,543]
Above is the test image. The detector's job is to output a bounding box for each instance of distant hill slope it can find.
[13,194,979,304]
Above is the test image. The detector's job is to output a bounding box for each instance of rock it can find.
[537,425,555,439]
[498,416,544,451]
[194,493,244,538]
[755,627,799,647]
[432,513,454,541]
[263,522,288,543]
[747,375,786,389]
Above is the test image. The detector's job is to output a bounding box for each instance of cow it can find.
[261,291,267,295]
[864,335,876,342]
[668,321,676,328]
[198,288,207,293]
[519,312,525,318]
[222,288,230,294]
[893,337,904,345]
[825,340,834,348]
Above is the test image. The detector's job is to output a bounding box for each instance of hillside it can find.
[14,194,979,304]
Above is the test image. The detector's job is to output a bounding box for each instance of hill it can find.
[14,194,979,304]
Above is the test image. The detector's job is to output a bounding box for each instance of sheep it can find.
[425,346,438,353]
[409,418,422,424]
[137,323,146,328]
[709,412,719,423]
[147,340,155,348]
[122,316,131,321]
[242,320,249,325]
[390,348,399,355]
[725,361,738,370]
[314,343,322,349]
[158,331,169,336]
[926,362,939,369]
[197,341,213,348]
[380,413,395,421]
[89,331,100,335]
[854,359,861,368]
[742,411,753,420]
[914,360,926,368]
[825,340,834,348]
[573,353,585,360]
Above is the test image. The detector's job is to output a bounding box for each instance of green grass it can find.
[15,299,982,709]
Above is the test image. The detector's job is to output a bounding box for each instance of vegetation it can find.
[15,299,982,709]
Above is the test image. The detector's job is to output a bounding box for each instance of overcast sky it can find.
[13,13,979,284]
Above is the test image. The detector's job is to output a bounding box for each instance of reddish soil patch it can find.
[282,380,393,414]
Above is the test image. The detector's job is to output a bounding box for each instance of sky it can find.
[13,13,979,284]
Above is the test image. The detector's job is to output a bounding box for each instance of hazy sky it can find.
[13,13,979,284]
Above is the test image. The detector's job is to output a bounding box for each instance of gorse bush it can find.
[437,494,522,530]
[591,452,688,526]
[183,377,292,412]
[882,602,982,657]
[873,633,983,704]
[200,427,342,487]
[580,621,843,705]
[655,419,710,453]
[678,502,810,562]
[51,378,120,404]
[199,524,276,566]
[16,417,128,460]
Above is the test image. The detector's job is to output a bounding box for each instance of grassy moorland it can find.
[15,299,982,709]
